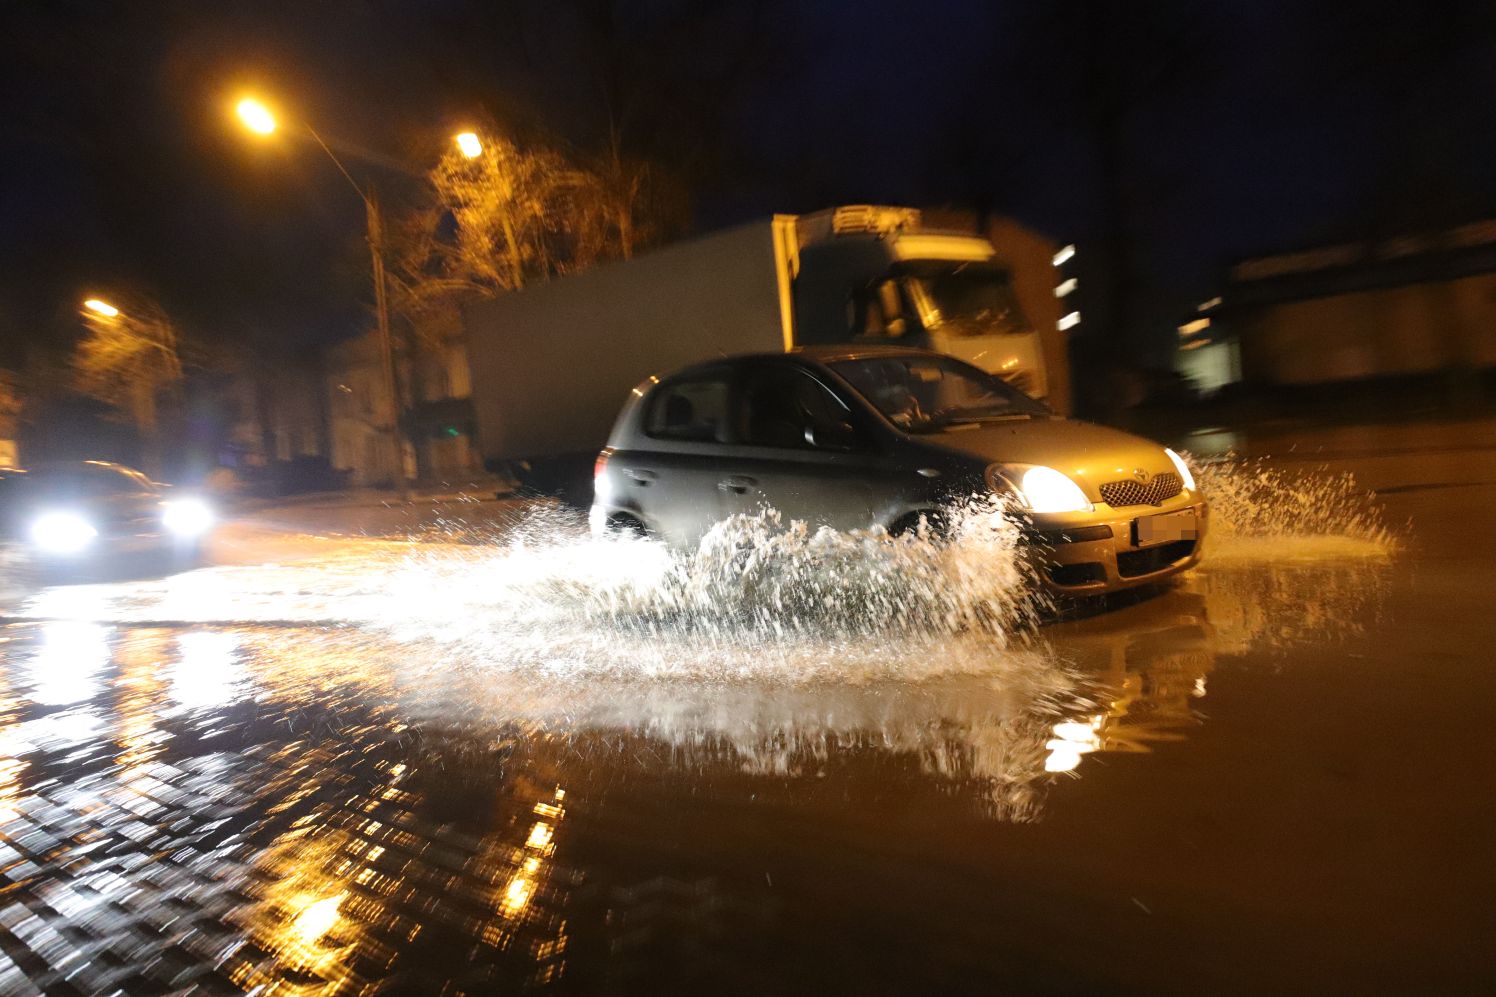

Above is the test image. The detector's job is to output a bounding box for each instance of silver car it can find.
[590,346,1206,593]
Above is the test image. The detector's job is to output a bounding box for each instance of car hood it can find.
[917,417,1178,502]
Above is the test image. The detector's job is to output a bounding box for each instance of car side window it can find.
[738,365,865,451]
[645,375,729,443]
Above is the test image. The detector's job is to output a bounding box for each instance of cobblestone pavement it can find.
[0,624,582,994]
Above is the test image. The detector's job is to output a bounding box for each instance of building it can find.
[325,333,482,486]
[325,333,405,487]
[404,338,483,481]
[221,361,327,469]
[1174,300,1242,396]
[1217,219,1496,387]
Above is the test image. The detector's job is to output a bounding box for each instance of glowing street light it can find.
[454,132,482,159]
[236,97,277,135]
[82,298,120,318]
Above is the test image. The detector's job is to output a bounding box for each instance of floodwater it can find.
[0,435,1493,994]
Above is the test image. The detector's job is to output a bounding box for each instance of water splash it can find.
[14,499,1046,684]
[1191,454,1397,562]
[375,498,1042,681]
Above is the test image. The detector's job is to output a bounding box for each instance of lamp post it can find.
[77,295,182,479]
[234,98,412,499]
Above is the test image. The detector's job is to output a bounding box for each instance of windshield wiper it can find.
[907,406,1036,432]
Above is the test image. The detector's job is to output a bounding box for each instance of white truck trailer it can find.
[464,205,1047,479]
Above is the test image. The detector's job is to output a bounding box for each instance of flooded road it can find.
[0,431,1493,993]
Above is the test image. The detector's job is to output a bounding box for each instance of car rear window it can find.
[646,376,729,443]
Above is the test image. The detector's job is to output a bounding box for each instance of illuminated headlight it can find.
[29,512,98,554]
[990,464,1093,513]
[162,497,214,536]
[1164,448,1197,491]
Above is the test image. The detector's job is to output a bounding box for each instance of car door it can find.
[610,368,735,548]
[714,361,880,532]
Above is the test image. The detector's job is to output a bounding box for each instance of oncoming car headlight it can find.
[29,511,98,554]
[989,464,1094,514]
[162,497,214,537]
[1164,448,1197,491]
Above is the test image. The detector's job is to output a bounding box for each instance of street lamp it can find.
[235,97,277,135]
[83,298,121,318]
[234,95,408,499]
[454,132,482,159]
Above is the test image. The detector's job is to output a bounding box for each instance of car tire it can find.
[890,510,952,543]
[605,513,650,539]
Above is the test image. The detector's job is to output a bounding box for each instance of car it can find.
[590,346,1207,594]
[0,461,216,573]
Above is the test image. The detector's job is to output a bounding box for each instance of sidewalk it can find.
[234,473,519,512]
[228,475,540,538]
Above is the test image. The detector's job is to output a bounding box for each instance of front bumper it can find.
[1024,496,1208,594]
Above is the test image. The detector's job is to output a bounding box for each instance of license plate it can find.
[1132,509,1198,547]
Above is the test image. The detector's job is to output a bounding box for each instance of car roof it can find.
[25,460,144,475]
[650,344,949,384]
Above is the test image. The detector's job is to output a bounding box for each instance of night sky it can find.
[3,0,1494,371]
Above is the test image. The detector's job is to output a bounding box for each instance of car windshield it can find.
[23,464,149,498]
[907,263,1032,337]
[830,355,1048,432]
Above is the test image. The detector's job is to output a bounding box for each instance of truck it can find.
[464,205,1049,487]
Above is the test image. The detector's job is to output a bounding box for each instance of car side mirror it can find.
[805,420,860,451]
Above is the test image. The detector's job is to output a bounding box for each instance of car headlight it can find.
[162,497,214,536]
[990,464,1094,513]
[1164,448,1196,491]
[29,512,98,554]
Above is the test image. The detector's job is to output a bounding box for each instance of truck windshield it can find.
[906,263,1031,338]
[830,354,1048,432]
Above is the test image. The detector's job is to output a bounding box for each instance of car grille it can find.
[1099,472,1183,508]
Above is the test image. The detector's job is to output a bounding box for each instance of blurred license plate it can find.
[1132,509,1197,547]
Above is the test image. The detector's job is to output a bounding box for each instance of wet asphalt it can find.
[0,418,1494,994]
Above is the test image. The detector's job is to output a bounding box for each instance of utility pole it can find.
[365,186,409,500]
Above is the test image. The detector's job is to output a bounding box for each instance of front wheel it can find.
[888,510,952,542]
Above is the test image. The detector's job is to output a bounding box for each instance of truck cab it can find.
[786,207,1049,400]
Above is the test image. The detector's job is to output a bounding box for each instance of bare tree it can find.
[72,295,183,477]
[386,125,652,349]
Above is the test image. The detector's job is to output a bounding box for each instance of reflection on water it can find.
[171,630,243,711]
[26,620,109,706]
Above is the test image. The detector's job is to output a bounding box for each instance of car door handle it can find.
[623,468,656,484]
[718,475,757,494]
